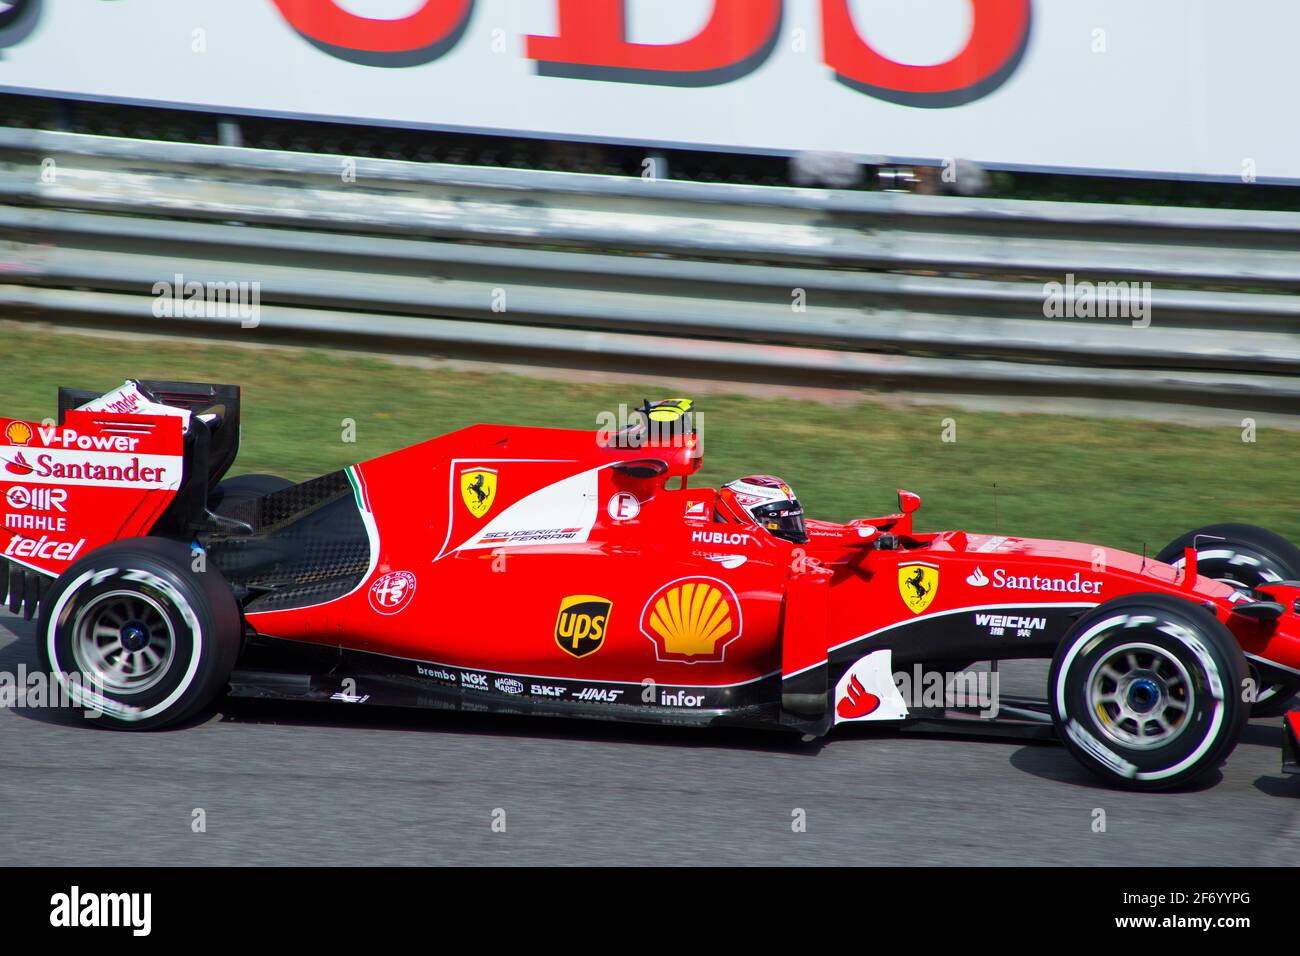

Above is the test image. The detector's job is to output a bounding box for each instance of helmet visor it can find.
[750,500,807,544]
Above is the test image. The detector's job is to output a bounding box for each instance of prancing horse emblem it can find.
[460,468,497,519]
[898,562,938,615]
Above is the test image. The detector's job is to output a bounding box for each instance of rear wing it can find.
[57,380,241,495]
[2,380,239,618]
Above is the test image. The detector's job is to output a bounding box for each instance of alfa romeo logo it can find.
[369,570,417,615]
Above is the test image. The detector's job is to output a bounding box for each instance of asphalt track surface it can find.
[1,610,1296,866]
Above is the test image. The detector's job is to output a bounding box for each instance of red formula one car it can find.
[4,381,1300,790]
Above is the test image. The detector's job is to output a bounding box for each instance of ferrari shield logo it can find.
[460,468,497,518]
[898,562,938,614]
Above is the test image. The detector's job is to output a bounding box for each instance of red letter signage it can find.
[527,0,782,86]
[272,0,474,67]
[821,0,1032,107]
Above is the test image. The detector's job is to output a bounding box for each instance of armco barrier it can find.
[0,128,1297,411]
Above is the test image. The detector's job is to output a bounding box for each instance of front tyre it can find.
[36,538,242,730]
[1049,593,1248,791]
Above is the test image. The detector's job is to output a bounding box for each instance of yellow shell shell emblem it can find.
[5,421,32,446]
[640,577,741,663]
[898,562,938,614]
[459,468,497,518]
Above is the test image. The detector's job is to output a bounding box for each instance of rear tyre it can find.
[1049,593,1248,791]
[36,538,242,730]
[1157,523,1300,716]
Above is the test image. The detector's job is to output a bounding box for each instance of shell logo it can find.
[4,421,32,446]
[640,576,742,664]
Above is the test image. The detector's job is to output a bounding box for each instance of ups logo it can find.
[555,595,612,658]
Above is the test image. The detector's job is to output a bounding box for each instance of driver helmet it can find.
[719,475,807,544]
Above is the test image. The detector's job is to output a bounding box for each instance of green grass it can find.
[5,323,1297,554]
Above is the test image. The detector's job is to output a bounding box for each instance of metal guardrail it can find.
[0,128,1297,412]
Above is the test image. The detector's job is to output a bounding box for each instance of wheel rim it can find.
[1086,641,1194,750]
[70,590,176,696]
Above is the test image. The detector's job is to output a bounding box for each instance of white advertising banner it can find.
[0,0,1296,182]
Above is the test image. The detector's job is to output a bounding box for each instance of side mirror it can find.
[895,489,921,535]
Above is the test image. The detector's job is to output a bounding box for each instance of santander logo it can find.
[965,566,1102,595]
[836,674,880,720]
[4,451,33,476]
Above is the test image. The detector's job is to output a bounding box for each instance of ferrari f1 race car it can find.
[4,380,1300,791]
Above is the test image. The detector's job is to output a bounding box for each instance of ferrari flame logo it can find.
[898,562,938,614]
[459,468,497,518]
[4,421,32,446]
[641,577,741,663]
